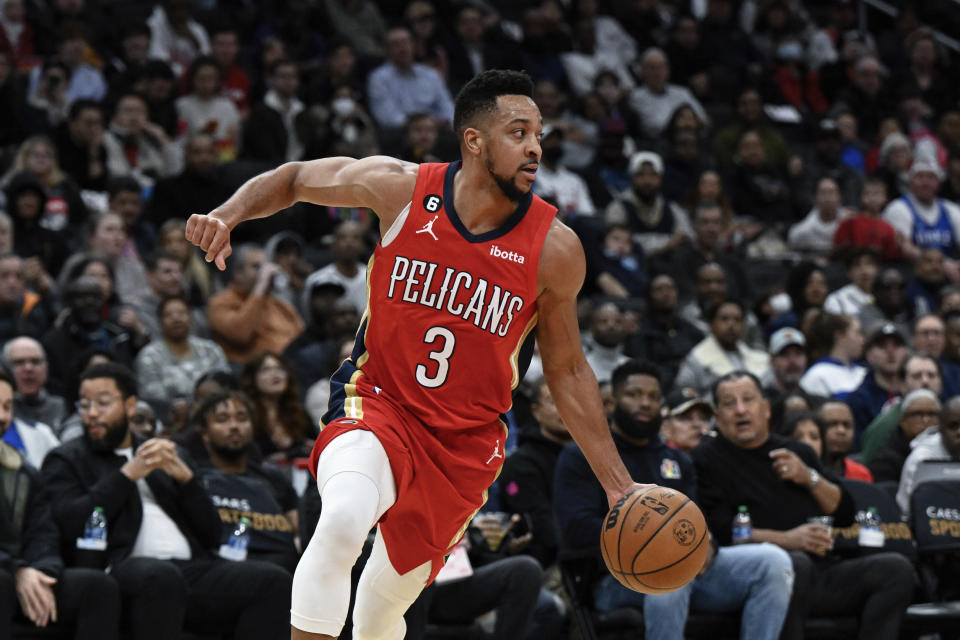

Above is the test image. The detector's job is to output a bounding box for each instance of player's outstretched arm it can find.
[186,156,418,269]
[536,220,643,508]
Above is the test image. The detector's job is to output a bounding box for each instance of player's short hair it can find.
[80,363,138,399]
[611,360,662,394]
[453,70,534,138]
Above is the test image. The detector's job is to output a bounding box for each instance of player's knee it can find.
[311,508,373,565]
[354,612,406,640]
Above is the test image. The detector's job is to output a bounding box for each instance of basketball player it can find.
[186,70,642,640]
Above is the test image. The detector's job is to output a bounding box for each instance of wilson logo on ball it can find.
[673,519,697,546]
[605,508,621,531]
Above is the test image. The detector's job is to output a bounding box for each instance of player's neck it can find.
[453,164,522,234]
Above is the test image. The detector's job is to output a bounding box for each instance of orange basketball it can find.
[600,485,709,594]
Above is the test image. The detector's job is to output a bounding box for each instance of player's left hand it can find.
[186,213,232,270]
[607,482,656,510]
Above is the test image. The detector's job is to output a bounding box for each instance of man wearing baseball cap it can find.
[604,150,693,257]
[661,387,714,453]
[882,157,960,257]
[764,327,808,403]
[844,322,909,435]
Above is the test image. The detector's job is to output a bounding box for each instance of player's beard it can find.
[614,406,662,442]
[485,155,528,202]
[84,415,130,452]
[209,441,249,462]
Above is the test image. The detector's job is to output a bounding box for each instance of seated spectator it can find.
[843,322,909,437]
[0,366,121,640]
[103,93,178,189]
[0,252,50,342]
[146,136,232,231]
[4,136,87,234]
[285,294,359,394]
[446,5,523,94]
[799,313,867,397]
[824,248,878,317]
[561,16,634,99]
[676,299,771,395]
[692,371,915,640]
[833,179,900,262]
[322,0,386,59]
[861,353,943,464]
[58,254,146,346]
[129,250,185,339]
[209,24,250,113]
[897,396,960,516]
[624,274,704,387]
[818,400,874,481]
[40,277,137,402]
[104,21,150,95]
[398,112,442,164]
[556,361,793,640]
[26,22,105,105]
[582,302,630,384]
[367,26,454,131]
[107,176,156,267]
[0,389,57,471]
[195,390,299,572]
[777,410,825,458]
[910,313,960,396]
[147,0,210,77]
[788,177,853,258]
[713,87,788,173]
[883,160,960,259]
[41,363,290,640]
[663,201,751,303]
[604,151,692,258]
[207,244,304,363]
[24,58,69,134]
[680,261,764,349]
[764,328,808,403]
[531,125,596,219]
[628,47,708,140]
[157,219,215,308]
[793,119,863,213]
[240,59,305,165]
[906,248,948,316]
[593,224,646,298]
[54,99,109,192]
[868,388,941,483]
[497,377,569,569]
[944,310,960,371]
[176,56,240,161]
[135,295,229,410]
[6,171,69,281]
[301,221,367,315]
[660,386,713,453]
[4,336,66,436]
[240,352,316,462]
[724,128,793,229]
[859,268,912,339]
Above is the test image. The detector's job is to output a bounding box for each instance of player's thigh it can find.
[316,428,397,518]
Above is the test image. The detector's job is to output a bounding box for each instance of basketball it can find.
[600,486,710,594]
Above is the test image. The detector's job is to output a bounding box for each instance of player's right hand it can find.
[186,213,232,271]
[607,482,655,510]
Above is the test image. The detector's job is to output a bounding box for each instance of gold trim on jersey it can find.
[509,313,539,389]
[355,254,376,369]
[343,368,365,420]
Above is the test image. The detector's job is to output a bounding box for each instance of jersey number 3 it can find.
[416,326,455,388]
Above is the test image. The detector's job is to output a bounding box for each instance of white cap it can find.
[909,159,945,180]
[628,151,663,176]
[769,327,805,355]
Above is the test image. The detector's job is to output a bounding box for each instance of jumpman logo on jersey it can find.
[416,215,439,241]
[486,439,503,465]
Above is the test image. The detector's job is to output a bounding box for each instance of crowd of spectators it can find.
[1,0,960,638]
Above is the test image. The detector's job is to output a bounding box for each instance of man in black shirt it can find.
[692,371,915,640]
[196,389,300,573]
[555,361,793,640]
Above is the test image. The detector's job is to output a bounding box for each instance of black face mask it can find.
[541,147,563,165]
[613,405,662,441]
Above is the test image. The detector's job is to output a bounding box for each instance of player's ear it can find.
[462,127,482,157]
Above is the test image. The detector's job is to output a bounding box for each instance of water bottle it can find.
[77,507,107,551]
[219,517,251,561]
[858,507,885,548]
[732,505,752,545]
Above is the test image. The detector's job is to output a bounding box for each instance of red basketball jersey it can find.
[353,161,556,429]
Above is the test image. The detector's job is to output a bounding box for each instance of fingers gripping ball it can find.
[601,486,709,593]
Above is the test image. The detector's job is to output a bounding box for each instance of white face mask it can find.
[331,97,355,118]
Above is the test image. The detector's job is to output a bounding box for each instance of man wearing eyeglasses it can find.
[897,396,960,516]
[41,363,292,640]
[869,389,942,483]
